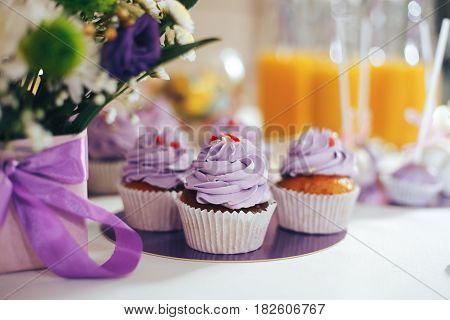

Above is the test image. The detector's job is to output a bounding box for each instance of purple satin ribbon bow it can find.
[0,137,142,278]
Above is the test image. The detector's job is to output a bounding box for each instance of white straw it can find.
[414,18,450,162]
[419,20,433,90]
[335,16,353,148]
[357,18,372,143]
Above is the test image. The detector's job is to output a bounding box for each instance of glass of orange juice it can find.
[256,0,364,138]
[366,0,433,147]
[256,0,433,147]
[257,0,337,137]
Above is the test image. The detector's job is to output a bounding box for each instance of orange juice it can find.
[257,51,315,137]
[257,51,426,146]
[258,51,359,137]
[369,61,425,146]
[313,57,359,134]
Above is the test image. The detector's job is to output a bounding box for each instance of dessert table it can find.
[1,196,449,300]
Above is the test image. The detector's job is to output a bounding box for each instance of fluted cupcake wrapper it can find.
[271,186,360,234]
[118,184,182,231]
[381,175,443,207]
[88,160,124,195]
[175,198,277,254]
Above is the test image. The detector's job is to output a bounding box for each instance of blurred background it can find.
[139,0,450,147]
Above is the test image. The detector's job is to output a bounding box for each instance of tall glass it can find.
[256,0,363,137]
[368,0,432,146]
[256,0,434,146]
[257,0,322,137]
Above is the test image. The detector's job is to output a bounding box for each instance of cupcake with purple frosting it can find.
[88,101,179,195]
[118,129,192,231]
[88,106,139,195]
[272,128,360,234]
[382,163,443,207]
[176,133,276,254]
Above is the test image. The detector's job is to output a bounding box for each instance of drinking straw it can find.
[335,16,353,148]
[414,18,450,162]
[357,18,372,143]
[419,20,433,90]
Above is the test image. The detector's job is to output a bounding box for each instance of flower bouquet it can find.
[0,0,217,277]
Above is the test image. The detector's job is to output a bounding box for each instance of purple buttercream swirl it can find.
[88,108,139,161]
[122,129,192,189]
[281,128,356,177]
[185,136,271,210]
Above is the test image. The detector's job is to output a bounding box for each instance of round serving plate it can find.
[101,212,346,262]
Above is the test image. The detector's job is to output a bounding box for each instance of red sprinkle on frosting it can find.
[155,135,164,145]
[210,135,219,142]
[225,133,240,142]
[169,141,180,149]
[328,137,335,147]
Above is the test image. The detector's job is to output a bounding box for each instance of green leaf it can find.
[151,38,219,67]
[179,0,198,9]
[159,18,173,35]
[66,103,104,134]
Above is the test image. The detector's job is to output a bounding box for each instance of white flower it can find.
[0,0,54,58]
[161,26,176,46]
[173,25,196,61]
[0,0,60,81]
[130,113,140,125]
[144,0,162,20]
[152,66,170,80]
[34,109,44,119]
[22,110,52,151]
[127,89,140,103]
[105,107,118,124]
[128,78,138,90]
[0,77,8,92]
[94,94,106,106]
[160,0,194,33]
[63,37,117,104]
[55,90,69,107]
[94,72,117,95]
[1,93,19,108]
[26,123,52,151]
[1,56,27,81]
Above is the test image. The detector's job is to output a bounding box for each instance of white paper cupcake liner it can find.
[118,184,182,231]
[175,198,277,254]
[381,175,443,207]
[271,185,360,234]
[88,160,124,195]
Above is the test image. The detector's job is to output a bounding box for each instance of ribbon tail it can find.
[12,172,142,278]
[0,172,13,227]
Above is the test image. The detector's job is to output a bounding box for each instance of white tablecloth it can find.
[1,196,449,300]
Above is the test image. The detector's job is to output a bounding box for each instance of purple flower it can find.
[101,15,161,81]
